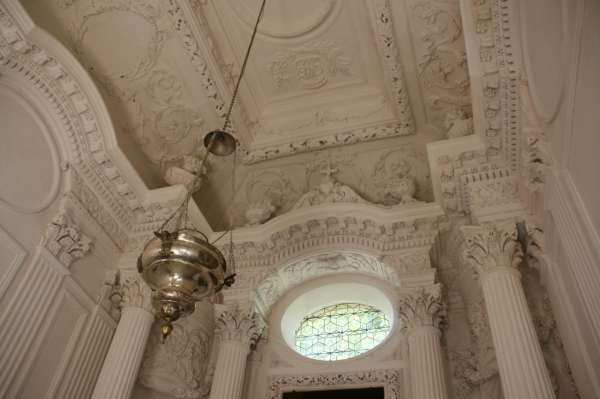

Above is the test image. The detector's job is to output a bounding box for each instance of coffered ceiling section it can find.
[202,0,414,154]
[22,0,469,181]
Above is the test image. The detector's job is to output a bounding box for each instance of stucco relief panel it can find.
[216,145,432,230]
[53,0,228,188]
[405,0,471,130]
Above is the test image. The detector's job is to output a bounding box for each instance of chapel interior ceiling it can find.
[21,0,470,230]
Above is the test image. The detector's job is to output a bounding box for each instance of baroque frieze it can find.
[381,252,431,272]
[251,252,401,315]
[217,215,443,271]
[268,369,401,399]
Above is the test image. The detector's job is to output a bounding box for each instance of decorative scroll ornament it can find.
[214,303,267,348]
[409,0,471,106]
[96,270,123,322]
[443,108,474,139]
[266,40,355,92]
[268,369,401,399]
[447,297,503,399]
[138,317,211,398]
[291,167,370,210]
[41,210,92,267]
[461,222,523,276]
[165,155,208,193]
[398,285,447,331]
[121,274,155,313]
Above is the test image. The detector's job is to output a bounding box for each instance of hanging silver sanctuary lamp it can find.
[137,0,267,340]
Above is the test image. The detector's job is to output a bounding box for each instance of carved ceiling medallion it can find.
[227,0,337,38]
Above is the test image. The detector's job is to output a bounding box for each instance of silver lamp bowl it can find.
[137,230,227,334]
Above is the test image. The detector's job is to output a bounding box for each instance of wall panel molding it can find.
[0,224,28,299]
[0,246,69,398]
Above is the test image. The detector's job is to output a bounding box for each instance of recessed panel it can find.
[0,86,59,213]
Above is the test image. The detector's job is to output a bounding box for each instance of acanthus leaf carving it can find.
[139,316,212,397]
[409,0,471,107]
[398,285,447,331]
[369,0,414,125]
[121,274,154,313]
[520,268,581,398]
[462,221,523,276]
[41,209,92,267]
[382,252,431,272]
[469,180,519,205]
[443,108,474,139]
[70,171,129,252]
[214,303,267,348]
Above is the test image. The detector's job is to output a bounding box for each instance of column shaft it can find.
[481,268,554,399]
[210,340,250,399]
[408,327,449,399]
[91,307,154,399]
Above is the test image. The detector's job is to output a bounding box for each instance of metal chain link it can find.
[158,0,266,235]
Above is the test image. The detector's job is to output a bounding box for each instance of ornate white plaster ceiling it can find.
[20,0,470,228]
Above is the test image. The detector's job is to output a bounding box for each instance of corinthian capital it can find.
[214,303,267,348]
[398,284,447,332]
[461,221,523,276]
[120,274,154,313]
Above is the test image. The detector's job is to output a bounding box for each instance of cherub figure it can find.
[384,159,421,204]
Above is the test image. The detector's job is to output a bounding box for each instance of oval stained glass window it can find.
[294,303,391,361]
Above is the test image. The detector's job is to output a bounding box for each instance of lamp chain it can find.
[229,149,237,275]
[157,0,266,235]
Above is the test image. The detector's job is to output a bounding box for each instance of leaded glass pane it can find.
[294,303,391,361]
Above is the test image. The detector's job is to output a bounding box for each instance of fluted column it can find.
[210,303,266,399]
[399,285,448,399]
[91,275,154,399]
[462,221,555,399]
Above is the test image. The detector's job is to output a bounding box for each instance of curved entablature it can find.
[250,251,401,318]
[212,201,446,270]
